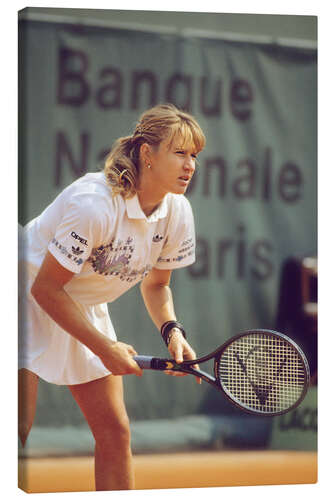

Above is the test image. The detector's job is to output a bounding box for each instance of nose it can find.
[184,155,196,172]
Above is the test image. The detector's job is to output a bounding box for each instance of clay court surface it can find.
[18,450,317,493]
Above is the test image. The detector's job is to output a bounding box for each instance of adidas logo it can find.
[72,246,84,255]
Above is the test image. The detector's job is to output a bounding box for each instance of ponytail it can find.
[103,135,140,199]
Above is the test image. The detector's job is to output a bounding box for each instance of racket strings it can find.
[218,334,306,413]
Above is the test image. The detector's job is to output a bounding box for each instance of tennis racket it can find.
[134,329,310,416]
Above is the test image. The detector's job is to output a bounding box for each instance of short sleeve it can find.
[47,196,106,273]
[155,196,196,270]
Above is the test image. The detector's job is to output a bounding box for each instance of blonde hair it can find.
[104,103,206,198]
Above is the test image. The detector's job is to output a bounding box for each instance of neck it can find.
[137,190,165,217]
[137,168,167,216]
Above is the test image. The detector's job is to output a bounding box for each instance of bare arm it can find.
[140,268,177,331]
[31,251,142,376]
[140,268,199,378]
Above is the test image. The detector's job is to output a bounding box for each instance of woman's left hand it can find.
[165,329,201,384]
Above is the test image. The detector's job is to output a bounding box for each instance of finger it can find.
[174,346,184,364]
[127,345,138,356]
[130,359,143,377]
[182,349,197,363]
[186,350,197,361]
[192,363,202,384]
[163,370,187,377]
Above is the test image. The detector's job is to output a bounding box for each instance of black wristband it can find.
[160,321,187,347]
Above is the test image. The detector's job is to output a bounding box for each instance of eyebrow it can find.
[173,146,200,156]
[173,144,197,151]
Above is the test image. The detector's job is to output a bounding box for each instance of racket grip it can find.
[133,355,154,369]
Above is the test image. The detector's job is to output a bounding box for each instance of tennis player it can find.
[18,103,206,490]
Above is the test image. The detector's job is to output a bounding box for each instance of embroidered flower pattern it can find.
[88,237,151,282]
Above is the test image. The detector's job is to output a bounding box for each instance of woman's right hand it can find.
[99,341,143,377]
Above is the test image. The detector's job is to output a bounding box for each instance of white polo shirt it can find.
[24,172,196,305]
[19,172,196,385]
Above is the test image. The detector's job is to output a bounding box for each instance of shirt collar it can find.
[125,194,168,223]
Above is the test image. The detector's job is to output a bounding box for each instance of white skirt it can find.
[18,262,115,385]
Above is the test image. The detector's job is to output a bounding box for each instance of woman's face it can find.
[145,135,198,197]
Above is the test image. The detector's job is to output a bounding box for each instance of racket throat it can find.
[180,366,216,384]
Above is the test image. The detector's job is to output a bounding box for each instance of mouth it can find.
[178,175,191,184]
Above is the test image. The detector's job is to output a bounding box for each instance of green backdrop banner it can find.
[19,19,317,423]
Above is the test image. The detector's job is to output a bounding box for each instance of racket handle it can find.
[134,355,175,370]
[133,355,154,369]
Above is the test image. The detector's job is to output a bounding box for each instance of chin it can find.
[166,182,189,195]
[172,187,187,195]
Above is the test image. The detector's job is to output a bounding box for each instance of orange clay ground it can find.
[18,450,317,493]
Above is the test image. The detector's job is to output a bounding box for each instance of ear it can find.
[139,143,153,164]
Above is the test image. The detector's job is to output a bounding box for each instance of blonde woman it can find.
[18,103,206,491]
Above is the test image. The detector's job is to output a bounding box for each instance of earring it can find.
[147,164,151,169]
